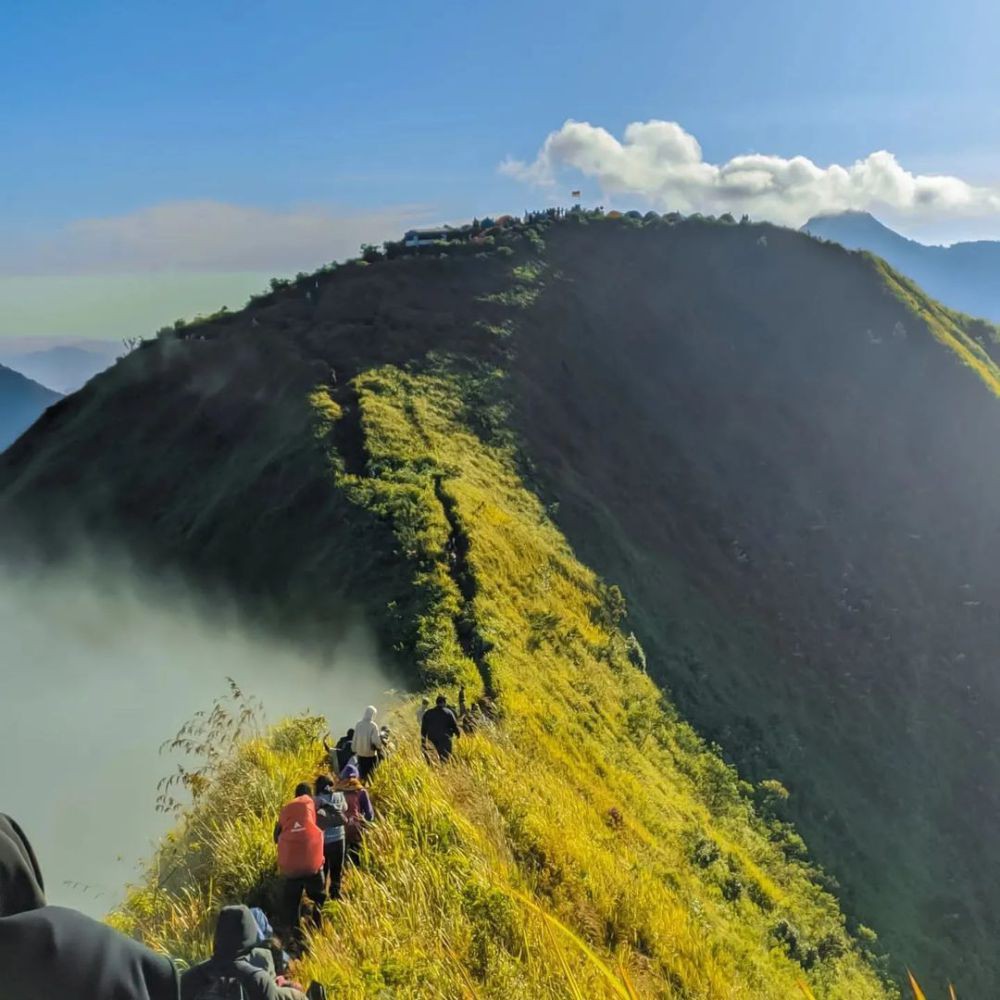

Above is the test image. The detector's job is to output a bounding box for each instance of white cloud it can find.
[501,120,1000,228]
[0,201,428,276]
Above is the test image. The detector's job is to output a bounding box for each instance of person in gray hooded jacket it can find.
[0,812,180,1000]
[181,905,308,1000]
[350,705,383,782]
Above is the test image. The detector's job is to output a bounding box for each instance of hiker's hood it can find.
[340,762,360,780]
[0,814,46,916]
[213,904,259,960]
[362,705,377,722]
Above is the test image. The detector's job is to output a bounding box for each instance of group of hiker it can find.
[418,684,494,762]
[0,693,493,999]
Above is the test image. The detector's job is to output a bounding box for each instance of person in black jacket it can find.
[420,694,461,761]
[323,729,355,773]
[181,905,308,1000]
[0,812,180,1000]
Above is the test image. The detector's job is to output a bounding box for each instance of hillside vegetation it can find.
[2,211,995,994]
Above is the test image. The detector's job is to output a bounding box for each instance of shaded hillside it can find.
[2,213,995,992]
[509,216,1000,995]
[0,363,61,451]
[804,210,1000,324]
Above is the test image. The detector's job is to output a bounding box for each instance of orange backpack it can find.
[276,795,324,877]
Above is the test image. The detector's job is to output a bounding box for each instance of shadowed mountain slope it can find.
[2,213,996,993]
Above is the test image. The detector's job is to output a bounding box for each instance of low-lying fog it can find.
[0,558,396,917]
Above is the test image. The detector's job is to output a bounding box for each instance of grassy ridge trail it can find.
[109,361,892,998]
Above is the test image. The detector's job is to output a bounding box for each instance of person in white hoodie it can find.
[351,705,383,783]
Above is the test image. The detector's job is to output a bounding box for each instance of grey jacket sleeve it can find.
[245,966,307,1000]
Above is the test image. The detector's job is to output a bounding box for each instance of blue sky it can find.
[4,0,1000,340]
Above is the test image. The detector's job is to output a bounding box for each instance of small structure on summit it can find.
[403,225,473,247]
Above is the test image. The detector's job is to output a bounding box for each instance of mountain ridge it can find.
[4,211,998,993]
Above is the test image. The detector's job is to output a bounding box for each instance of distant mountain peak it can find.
[802,211,1000,321]
[803,210,909,241]
[0,341,118,394]
[0,363,62,452]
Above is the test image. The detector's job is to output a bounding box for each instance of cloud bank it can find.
[2,201,426,277]
[502,120,1000,228]
[0,200,428,340]
[1,556,396,917]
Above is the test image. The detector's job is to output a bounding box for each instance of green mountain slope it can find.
[2,212,995,994]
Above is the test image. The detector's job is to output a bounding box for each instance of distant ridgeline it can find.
[4,208,1000,994]
[0,363,61,452]
[804,209,1000,324]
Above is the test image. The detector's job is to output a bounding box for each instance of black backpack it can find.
[315,793,346,831]
[190,971,246,1000]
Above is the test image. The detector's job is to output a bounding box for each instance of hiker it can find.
[416,697,430,726]
[461,705,479,734]
[0,813,180,999]
[378,724,395,760]
[351,705,384,782]
[180,904,310,1000]
[313,775,348,899]
[248,906,292,979]
[421,694,461,761]
[323,729,355,773]
[274,783,327,938]
[335,762,375,867]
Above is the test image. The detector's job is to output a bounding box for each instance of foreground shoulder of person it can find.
[0,813,180,1000]
[1,905,180,1000]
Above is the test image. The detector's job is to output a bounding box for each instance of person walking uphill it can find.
[0,812,180,1000]
[313,775,347,899]
[274,784,327,941]
[351,705,383,782]
[421,694,461,761]
[323,729,355,773]
[181,905,308,1000]
[335,762,375,867]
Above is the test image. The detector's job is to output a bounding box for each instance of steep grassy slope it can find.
[509,217,1000,994]
[1,214,993,993]
[104,361,889,998]
[0,362,61,450]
